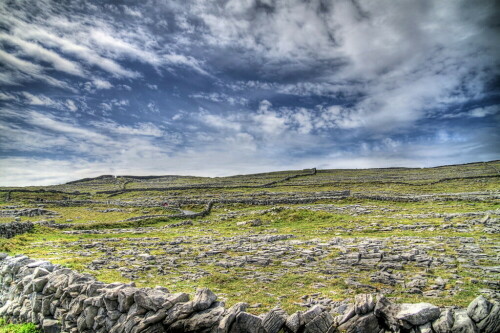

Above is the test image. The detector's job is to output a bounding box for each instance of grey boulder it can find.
[262,307,287,333]
[396,302,440,326]
[432,309,454,333]
[477,302,500,333]
[451,310,478,333]
[354,294,375,315]
[467,295,492,323]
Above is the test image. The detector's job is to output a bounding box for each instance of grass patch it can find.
[0,319,40,333]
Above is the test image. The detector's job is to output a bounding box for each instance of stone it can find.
[338,304,355,325]
[466,295,492,322]
[337,314,360,332]
[84,305,99,328]
[31,293,43,313]
[128,303,148,317]
[218,302,248,333]
[414,322,432,333]
[284,311,302,333]
[304,312,335,333]
[76,314,87,331]
[134,289,169,312]
[374,296,402,331]
[104,298,118,311]
[162,293,190,310]
[236,219,263,227]
[262,307,287,333]
[117,288,136,313]
[163,302,195,327]
[183,304,225,332]
[140,323,164,333]
[234,312,265,333]
[33,267,50,278]
[42,319,61,333]
[477,302,500,333]
[396,302,441,326]
[302,305,323,324]
[451,309,479,333]
[432,309,454,333]
[192,287,217,312]
[407,277,427,289]
[347,313,380,333]
[354,294,375,315]
[33,277,49,292]
[122,315,143,333]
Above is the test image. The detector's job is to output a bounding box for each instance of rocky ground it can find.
[0,161,498,316]
[1,254,498,333]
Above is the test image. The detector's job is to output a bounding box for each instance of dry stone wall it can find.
[0,255,498,333]
[0,208,58,218]
[0,222,34,239]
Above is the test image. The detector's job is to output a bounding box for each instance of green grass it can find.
[0,319,40,333]
[0,162,498,312]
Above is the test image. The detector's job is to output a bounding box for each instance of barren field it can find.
[1,161,499,315]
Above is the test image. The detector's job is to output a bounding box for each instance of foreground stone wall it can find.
[0,255,498,333]
[0,222,34,238]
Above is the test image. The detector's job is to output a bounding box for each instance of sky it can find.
[0,0,499,186]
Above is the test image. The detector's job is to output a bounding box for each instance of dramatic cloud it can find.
[0,0,499,185]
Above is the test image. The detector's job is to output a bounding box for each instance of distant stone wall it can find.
[0,222,34,238]
[0,255,498,333]
[0,208,58,218]
[39,191,351,208]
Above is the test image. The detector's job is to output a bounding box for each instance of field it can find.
[0,161,499,315]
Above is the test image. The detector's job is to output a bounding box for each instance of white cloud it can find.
[123,6,143,18]
[0,48,67,88]
[252,111,288,135]
[200,113,242,131]
[224,132,257,151]
[93,79,113,89]
[0,48,44,76]
[118,85,132,91]
[442,105,500,119]
[0,1,498,186]
[91,120,164,137]
[20,92,59,107]
[100,103,112,112]
[468,106,499,118]
[0,121,70,152]
[65,99,78,112]
[25,28,139,78]
[147,102,160,113]
[293,108,314,134]
[89,29,162,67]
[0,92,17,101]
[190,92,248,106]
[25,111,109,144]
[163,53,208,75]
[1,128,497,187]
[0,33,85,77]
[191,0,499,132]
[6,92,82,112]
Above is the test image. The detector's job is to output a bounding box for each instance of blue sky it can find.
[0,0,499,186]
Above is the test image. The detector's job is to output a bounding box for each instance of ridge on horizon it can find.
[1,160,498,189]
[64,159,500,185]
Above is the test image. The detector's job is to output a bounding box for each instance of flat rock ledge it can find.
[0,255,498,333]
